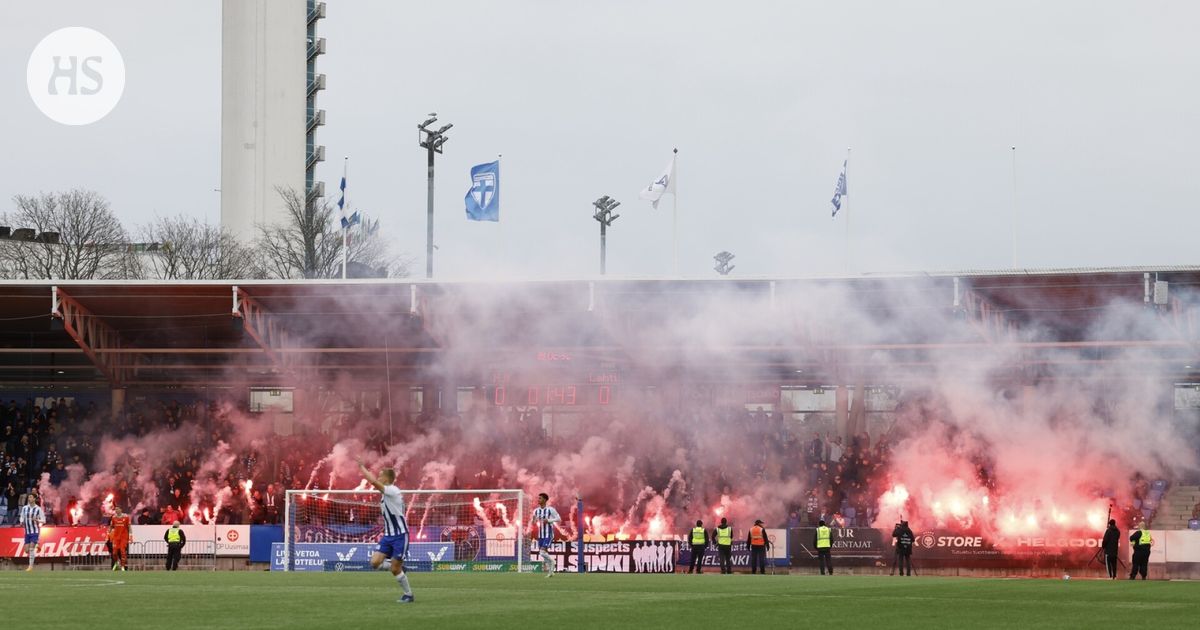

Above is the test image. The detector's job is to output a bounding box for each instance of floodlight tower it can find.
[592,196,621,275]
[418,113,452,278]
[714,251,735,275]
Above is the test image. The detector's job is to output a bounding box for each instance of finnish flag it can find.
[830,160,847,217]
[465,160,500,222]
[338,164,360,229]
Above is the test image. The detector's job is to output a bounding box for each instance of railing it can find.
[306,145,325,169]
[307,73,326,97]
[307,1,326,26]
[65,540,217,571]
[306,37,326,61]
[307,109,325,133]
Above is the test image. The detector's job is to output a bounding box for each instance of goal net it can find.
[283,489,528,572]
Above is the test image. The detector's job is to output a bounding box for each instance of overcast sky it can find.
[2,1,1198,280]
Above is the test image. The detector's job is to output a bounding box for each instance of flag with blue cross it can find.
[465,160,500,222]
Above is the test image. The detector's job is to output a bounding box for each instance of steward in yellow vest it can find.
[163,520,187,571]
[712,518,734,575]
[1129,521,1153,580]
[686,519,708,574]
[815,519,834,575]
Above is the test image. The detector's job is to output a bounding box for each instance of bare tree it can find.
[345,215,413,279]
[254,187,410,279]
[0,189,137,279]
[253,187,341,279]
[140,215,260,279]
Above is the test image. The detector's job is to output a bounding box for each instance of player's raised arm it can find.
[356,458,387,492]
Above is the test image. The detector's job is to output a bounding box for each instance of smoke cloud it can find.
[32,277,1199,545]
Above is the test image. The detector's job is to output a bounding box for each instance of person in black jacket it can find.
[164,520,187,571]
[1101,519,1120,579]
[891,521,914,576]
[748,520,771,574]
[1128,521,1152,580]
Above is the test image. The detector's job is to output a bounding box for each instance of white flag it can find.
[638,153,677,209]
[830,159,847,217]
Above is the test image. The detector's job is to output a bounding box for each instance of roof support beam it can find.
[232,286,298,377]
[957,278,1017,343]
[51,286,134,385]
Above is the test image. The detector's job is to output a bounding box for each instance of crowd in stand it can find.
[0,394,1166,535]
[1,397,74,524]
[0,397,328,526]
[791,430,893,528]
[0,393,904,531]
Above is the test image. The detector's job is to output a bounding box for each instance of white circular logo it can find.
[26,27,125,126]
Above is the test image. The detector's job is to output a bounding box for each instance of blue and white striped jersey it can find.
[532,505,560,540]
[19,504,45,536]
[380,485,409,536]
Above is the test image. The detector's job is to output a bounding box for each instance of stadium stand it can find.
[1155,484,1200,530]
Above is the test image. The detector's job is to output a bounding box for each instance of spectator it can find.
[264,483,280,523]
[805,489,821,526]
[828,436,844,463]
[250,490,266,524]
[807,432,824,464]
[162,504,183,525]
[49,462,67,486]
[136,507,158,525]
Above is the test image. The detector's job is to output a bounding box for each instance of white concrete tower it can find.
[220,0,325,242]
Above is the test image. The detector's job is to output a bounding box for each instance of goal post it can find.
[283,489,527,573]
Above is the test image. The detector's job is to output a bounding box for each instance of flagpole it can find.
[341,157,349,280]
[1010,146,1017,269]
[672,148,679,276]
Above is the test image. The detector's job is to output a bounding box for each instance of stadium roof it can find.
[1,266,1198,389]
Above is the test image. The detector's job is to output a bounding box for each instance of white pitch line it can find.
[0,577,125,587]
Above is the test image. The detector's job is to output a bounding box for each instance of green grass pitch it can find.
[3,571,1198,629]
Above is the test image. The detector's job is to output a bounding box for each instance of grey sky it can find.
[2,1,1198,279]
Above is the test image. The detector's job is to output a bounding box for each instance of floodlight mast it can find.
[714,251,735,275]
[418,113,451,278]
[592,196,620,275]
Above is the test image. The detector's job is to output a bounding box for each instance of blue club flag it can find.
[465,160,500,222]
[830,159,847,217]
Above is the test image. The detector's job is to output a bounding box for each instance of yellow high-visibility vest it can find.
[691,527,706,544]
[167,528,182,543]
[816,526,832,549]
[1139,531,1153,546]
[716,526,732,546]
